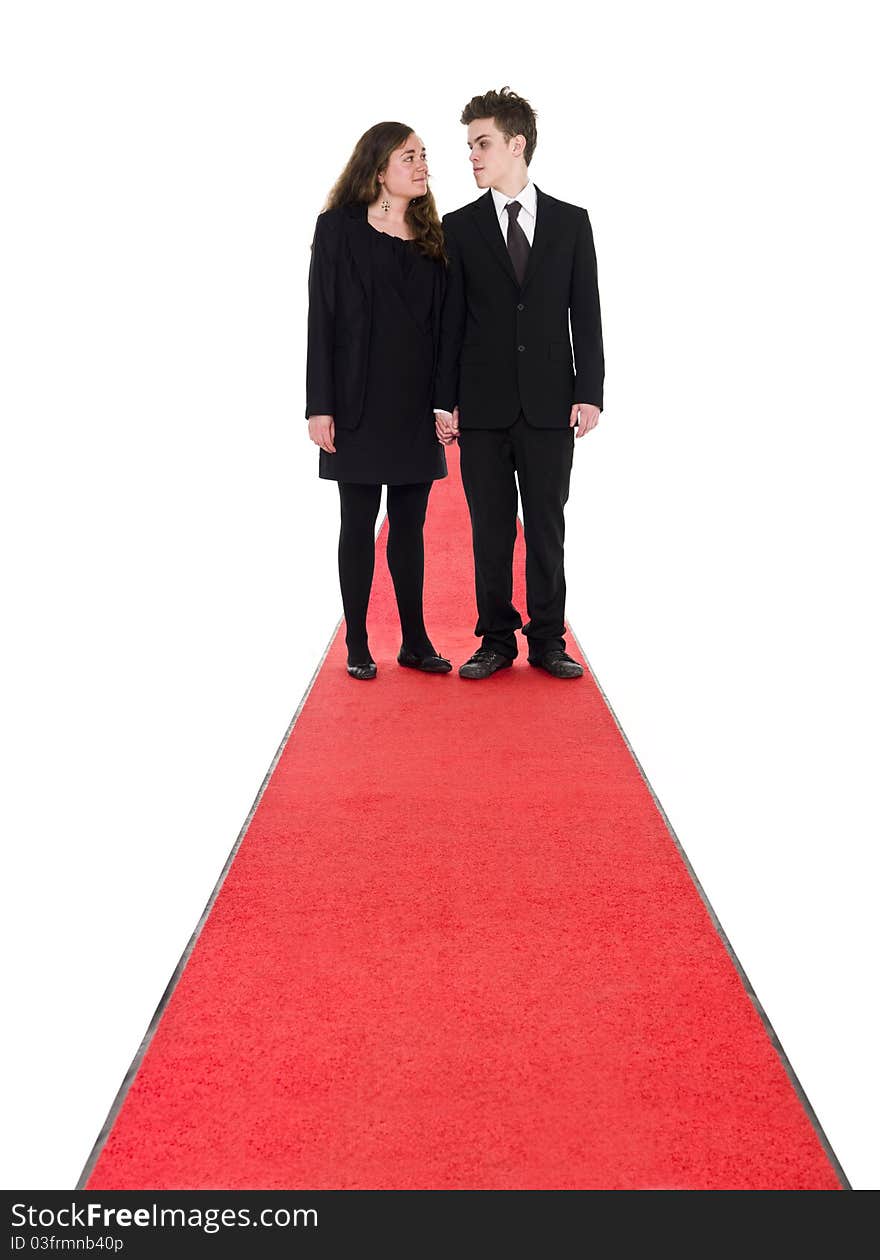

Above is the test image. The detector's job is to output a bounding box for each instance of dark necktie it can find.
[505,200,530,285]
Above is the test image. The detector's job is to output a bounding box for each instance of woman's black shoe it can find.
[397,649,452,674]
[346,661,377,680]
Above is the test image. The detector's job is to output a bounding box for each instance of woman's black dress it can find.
[319,224,447,485]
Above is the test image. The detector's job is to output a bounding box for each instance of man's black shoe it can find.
[397,649,453,674]
[527,650,584,679]
[458,648,514,680]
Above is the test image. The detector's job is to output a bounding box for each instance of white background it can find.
[2,1,878,1190]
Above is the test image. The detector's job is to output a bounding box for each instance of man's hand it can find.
[435,406,460,445]
[308,414,336,453]
[570,403,600,438]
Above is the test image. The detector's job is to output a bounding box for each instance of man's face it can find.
[466,117,523,189]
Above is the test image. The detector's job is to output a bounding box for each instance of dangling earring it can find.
[381,198,391,212]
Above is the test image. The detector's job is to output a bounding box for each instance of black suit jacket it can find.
[434,187,604,428]
[305,203,446,430]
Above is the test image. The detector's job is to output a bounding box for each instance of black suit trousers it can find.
[458,413,574,659]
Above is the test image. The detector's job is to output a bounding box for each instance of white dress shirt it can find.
[491,179,537,246]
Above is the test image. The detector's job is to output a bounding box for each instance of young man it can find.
[435,87,604,679]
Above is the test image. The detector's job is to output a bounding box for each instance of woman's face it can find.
[380,133,429,200]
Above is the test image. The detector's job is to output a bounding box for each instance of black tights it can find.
[337,481,435,665]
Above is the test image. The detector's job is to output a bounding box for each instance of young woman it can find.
[306,122,451,680]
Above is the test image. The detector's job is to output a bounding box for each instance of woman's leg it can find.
[337,482,382,664]
[386,482,435,657]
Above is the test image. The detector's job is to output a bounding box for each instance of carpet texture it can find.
[86,445,842,1190]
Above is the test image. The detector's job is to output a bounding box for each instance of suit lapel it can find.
[473,190,520,289]
[344,203,373,298]
[520,186,555,293]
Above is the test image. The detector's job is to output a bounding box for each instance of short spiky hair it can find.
[460,86,538,166]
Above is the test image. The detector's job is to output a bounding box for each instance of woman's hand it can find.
[308,414,336,453]
[435,406,460,445]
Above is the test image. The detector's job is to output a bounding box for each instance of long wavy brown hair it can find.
[324,121,445,262]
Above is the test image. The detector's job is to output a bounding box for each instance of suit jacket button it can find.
[518,344,525,352]
[517,303,525,311]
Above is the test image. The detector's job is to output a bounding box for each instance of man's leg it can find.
[511,416,575,660]
[458,425,521,659]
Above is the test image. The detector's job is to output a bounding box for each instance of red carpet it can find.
[85,446,843,1190]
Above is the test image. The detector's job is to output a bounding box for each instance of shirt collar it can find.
[491,179,537,218]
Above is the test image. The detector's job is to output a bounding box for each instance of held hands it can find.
[570,403,600,437]
[435,407,460,445]
[308,414,336,453]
